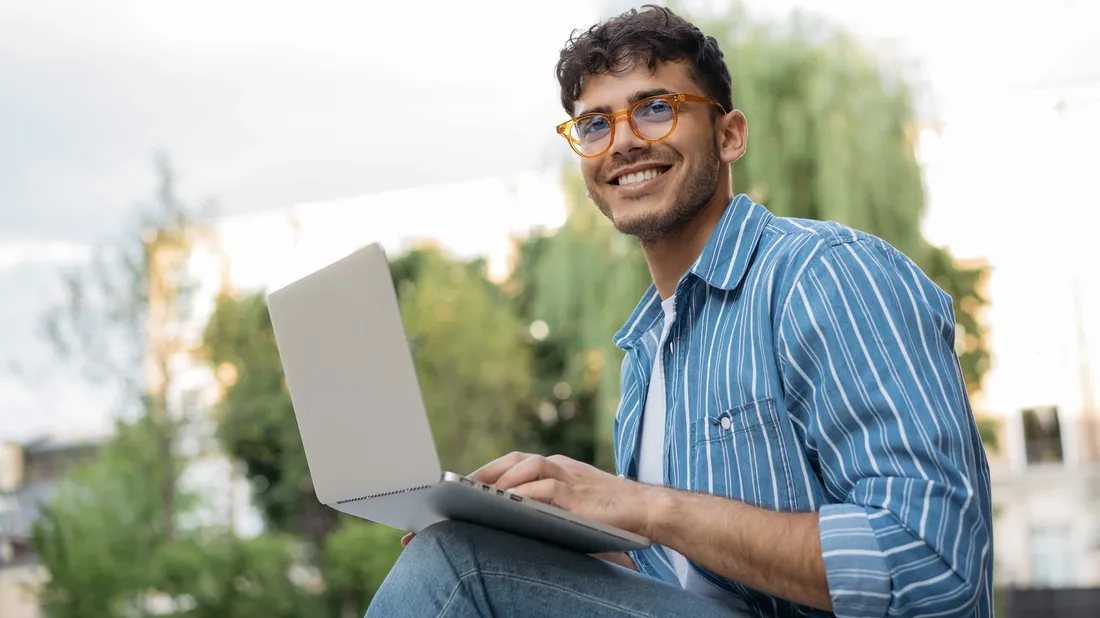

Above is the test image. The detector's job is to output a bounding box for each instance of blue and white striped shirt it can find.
[613,195,993,617]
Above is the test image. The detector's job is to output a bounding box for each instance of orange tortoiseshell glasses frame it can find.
[556,92,726,158]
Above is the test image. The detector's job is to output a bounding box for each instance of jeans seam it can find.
[437,569,476,618]
[438,569,662,618]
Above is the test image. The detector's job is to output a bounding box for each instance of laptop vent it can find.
[336,484,433,504]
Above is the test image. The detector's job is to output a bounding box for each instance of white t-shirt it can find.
[636,295,748,609]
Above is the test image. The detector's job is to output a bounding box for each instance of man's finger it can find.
[546,454,578,468]
[469,451,532,484]
[400,533,415,547]
[495,455,563,491]
[511,477,564,506]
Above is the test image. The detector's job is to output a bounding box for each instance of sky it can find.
[2,0,1099,442]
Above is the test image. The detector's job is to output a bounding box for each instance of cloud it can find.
[0,0,595,243]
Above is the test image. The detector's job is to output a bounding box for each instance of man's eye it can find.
[636,100,673,122]
[578,117,610,137]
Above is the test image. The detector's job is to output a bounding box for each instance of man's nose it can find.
[609,115,649,157]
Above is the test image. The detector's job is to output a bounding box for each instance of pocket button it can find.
[719,416,732,431]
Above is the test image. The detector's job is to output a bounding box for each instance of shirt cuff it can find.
[819,504,892,618]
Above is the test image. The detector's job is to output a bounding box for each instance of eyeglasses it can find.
[556,93,725,158]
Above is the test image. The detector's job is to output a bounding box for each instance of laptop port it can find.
[496,489,505,496]
[481,484,491,491]
[509,493,523,502]
[459,477,475,486]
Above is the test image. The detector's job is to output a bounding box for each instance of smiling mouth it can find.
[611,165,672,186]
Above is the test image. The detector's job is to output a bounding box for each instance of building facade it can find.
[920,83,1100,591]
[0,436,106,618]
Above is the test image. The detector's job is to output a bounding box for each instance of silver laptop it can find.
[266,242,650,554]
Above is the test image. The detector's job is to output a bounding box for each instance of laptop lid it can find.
[266,242,442,505]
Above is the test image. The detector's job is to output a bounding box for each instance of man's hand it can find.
[470,452,655,539]
[397,452,656,551]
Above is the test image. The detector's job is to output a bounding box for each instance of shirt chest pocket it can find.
[689,397,808,511]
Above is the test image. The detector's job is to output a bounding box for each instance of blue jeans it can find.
[365,520,752,617]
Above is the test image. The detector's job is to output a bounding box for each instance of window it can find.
[1022,405,1064,466]
[0,495,16,538]
[1029,525,1075,587]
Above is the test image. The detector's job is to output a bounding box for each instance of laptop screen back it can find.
[266,243,442,504]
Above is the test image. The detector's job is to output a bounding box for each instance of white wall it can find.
[994,469,1100,587]
[0,565,44,618]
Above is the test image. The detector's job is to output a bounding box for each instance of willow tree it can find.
[517,4,991,470]
[506,173,652,469]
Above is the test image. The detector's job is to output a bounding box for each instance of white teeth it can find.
[617,168,664,186]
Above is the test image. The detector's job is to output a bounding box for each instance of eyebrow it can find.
[576,88,674,117]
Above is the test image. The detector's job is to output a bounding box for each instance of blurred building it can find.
[0,435,107,618]
[921,82,1100,592]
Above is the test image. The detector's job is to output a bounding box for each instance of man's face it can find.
[573,61,722,244]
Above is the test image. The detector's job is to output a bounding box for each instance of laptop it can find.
[266,242,651,554]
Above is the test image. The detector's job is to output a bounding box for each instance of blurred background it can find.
[1,0,1098,616]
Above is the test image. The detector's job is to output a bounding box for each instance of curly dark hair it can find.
[555,5,732,117]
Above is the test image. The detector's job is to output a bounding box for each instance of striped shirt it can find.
[613,195,993,617]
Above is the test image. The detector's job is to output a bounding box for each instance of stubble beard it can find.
[587,136,720,246]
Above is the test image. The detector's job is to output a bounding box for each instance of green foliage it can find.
[507,172,652,470]
[320,520,404,615]
[976,415,1000,453]
[33,418,321,618]
[390,246,533,472]
[698,5,991,393]
[33,418,186,617]
[201,292,335,542]
[154,533,320,617]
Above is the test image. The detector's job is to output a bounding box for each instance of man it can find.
[367,6,992,617]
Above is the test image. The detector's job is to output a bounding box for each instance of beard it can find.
[587,134,720,246]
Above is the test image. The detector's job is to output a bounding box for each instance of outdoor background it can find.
[1,0,1098,616]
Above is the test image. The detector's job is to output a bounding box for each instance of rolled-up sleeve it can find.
[778,239,993,617]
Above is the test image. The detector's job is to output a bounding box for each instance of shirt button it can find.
[720,416,732,431]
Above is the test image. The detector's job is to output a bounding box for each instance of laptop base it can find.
[333,473,649,555]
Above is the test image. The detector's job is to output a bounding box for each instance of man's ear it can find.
[717,109,747,165]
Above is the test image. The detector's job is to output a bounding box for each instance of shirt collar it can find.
[613,194,771,349]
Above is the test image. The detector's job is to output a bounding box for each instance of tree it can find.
[199,291,333,544]
[697,4,990,394]
[153,531,321,618]
[41,155,212,540]
[389,245,534,472]
[33,158,320,617]
[32,419,190,617]
[320,520,403,618]
[505,172,652,470]
[515,2,993,466]
[33,157,210,617]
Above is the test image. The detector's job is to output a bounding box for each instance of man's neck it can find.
[641,194,730,300]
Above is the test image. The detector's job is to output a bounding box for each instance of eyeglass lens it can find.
[569,98,677,156]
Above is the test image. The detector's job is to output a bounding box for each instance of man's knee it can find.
[402,520,485,570]
[368,522,488,617]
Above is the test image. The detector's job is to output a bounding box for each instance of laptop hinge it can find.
[335,484,434,504]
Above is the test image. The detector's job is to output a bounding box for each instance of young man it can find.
[367,6,992,618]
